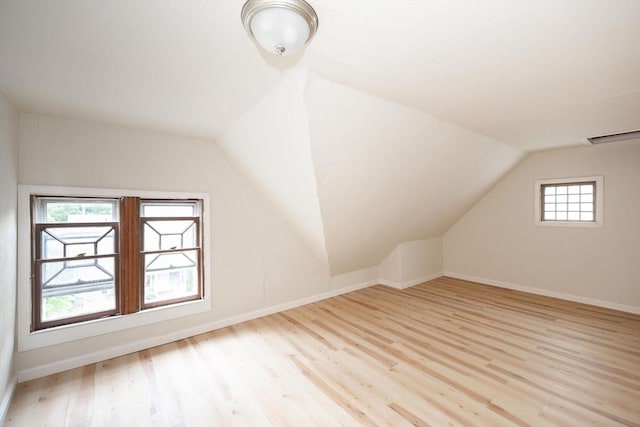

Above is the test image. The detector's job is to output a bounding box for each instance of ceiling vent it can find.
[587,130,640,145]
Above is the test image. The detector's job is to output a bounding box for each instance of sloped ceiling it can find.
[216,70,329,268]
[1,1,638,274]
[305,75,523,273]
[218,70,522,274]
[307,0,640,151]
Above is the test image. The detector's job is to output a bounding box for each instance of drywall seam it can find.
[299,68,330,271]
[444,272,640,314]
[0,374,17,426]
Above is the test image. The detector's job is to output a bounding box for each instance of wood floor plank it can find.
[7,277,640,426]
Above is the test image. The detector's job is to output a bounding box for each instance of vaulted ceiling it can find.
[1,0,638,274]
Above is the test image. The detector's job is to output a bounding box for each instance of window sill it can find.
[18,297,210,352]
[535,220,603,228]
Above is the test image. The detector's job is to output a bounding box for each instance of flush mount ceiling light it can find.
[241,0,319,56]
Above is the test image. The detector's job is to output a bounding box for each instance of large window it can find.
[534,176,603,228]
[31,196,204,331]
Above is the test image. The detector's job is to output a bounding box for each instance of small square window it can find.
[534,176,603,228]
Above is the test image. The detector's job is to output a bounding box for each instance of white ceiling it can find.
[1,0,638,151]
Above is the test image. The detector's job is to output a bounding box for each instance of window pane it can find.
[41,226,116,259]
[581,212,594,221]
[544,195,556,203]
[557,212,568,220]
[580,194,593,203]
[556,203,567,212]
[42,257,115,287]
[544,186,555,195]
[567,212,580,221]
[143,220,197,251]
[568,203,580,211]
[556,186,567,195]
[544,203,556,212]
[556,195,567,203]
[568,185,580,194]
[141,202,198,217]
[580,203,593,212]
[42,199,117,223]
[568,194,580,203]
[40,257,116,322]
[144,250,199,304]
[580,184,593,194]
[544,212,556,220]
[42,288,116,322]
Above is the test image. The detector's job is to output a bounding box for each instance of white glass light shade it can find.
[241,0,318,56]
[251,8,309,56]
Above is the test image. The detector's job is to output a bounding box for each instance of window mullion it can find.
[119,196,141,314]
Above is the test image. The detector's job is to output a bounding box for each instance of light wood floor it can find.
[6,277,640,426]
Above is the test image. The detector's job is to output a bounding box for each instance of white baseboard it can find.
[0,374,17,426]
[402,272,444,288]
[443,272,640,314]
[377,278,401,288]
[380,272,443,289]
[17,279,377,382]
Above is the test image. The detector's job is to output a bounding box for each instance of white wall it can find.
[0,91,18,422]
[444,140,640,310]
[379,238,443,288]
[400,238,443,284]
[378,245,402,285]
[16,113,332,376]
[329,266,379,291]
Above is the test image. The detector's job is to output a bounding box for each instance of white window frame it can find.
[17,185,212,351]
[534,176,604,228]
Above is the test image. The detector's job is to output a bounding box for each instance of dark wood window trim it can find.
[31,196,204,331]
[120,196,140,314]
